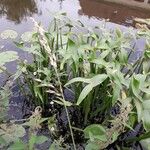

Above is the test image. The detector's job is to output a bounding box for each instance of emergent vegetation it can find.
[0,13,150,149]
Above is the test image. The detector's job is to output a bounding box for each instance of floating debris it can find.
[0,30,18,40]
[21,31,33,42]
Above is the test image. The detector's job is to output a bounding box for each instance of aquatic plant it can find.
[0,106,49,150]
[0,49,19,122]
[1,14,150,149]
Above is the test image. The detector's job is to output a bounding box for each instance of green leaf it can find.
[34,135,48,145]
[136,74,146,89]
[29,135,48,149]
[128,113,137,128]
[0,51,19,66]
[0,123,25,144]
[1,30,18,39]
[100,50,110,58]
[76,74,108,105]
[112,132,119,143]
[116,28,122,38]
[143,100,150,110]
[13,66,27,80]
[29,135,36,149]
[91,58,109,68]
[84,124,107,142]
[21,31,32,42]
[77,84,93,105]
[85,142,99,150]
[53,100,73,106]
[0,136,6,145]
[65,77,91,86]
[97,41,109,50]
[60,52,71,70]
[143,59,150,74]
[49,141,63,150]
[112,84,120,105]
[34,83,44,104]
[140,138,150,150]
[67,38,79,64]
[14,41,24,48]
[118,48,128,64]
[8,140,25,150]
[60,37,85,71]
[90,74,108,85]
[21,46,43,57]
[130,75,141,100]
[142,110,150,131]
[134,99,143,122]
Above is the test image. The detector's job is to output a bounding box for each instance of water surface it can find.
[0,0,150,33]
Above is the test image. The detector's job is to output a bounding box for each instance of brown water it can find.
[0,0,150,33]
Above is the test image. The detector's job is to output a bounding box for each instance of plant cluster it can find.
[0,14,150,149]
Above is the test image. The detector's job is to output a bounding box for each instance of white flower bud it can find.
[33,72,37,76]
[50,101,54,105]
[50,127,55,132]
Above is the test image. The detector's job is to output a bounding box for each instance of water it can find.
[0,0,149,46]
[0,0,150,32]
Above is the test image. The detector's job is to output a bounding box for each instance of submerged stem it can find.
[32,18,76,149]
[55,68,76,150]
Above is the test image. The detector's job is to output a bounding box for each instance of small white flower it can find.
[24,59,28,63]
[33,72,37,76]
[50,127,55,132]
[50,101,54,105]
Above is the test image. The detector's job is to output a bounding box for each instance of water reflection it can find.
[79,0,150,26]
[0,0,38,23]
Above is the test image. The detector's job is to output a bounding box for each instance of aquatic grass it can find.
[64,26,137,123]
[0,49,19,122]
[31,18,76,150]
[15,30,59,107]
